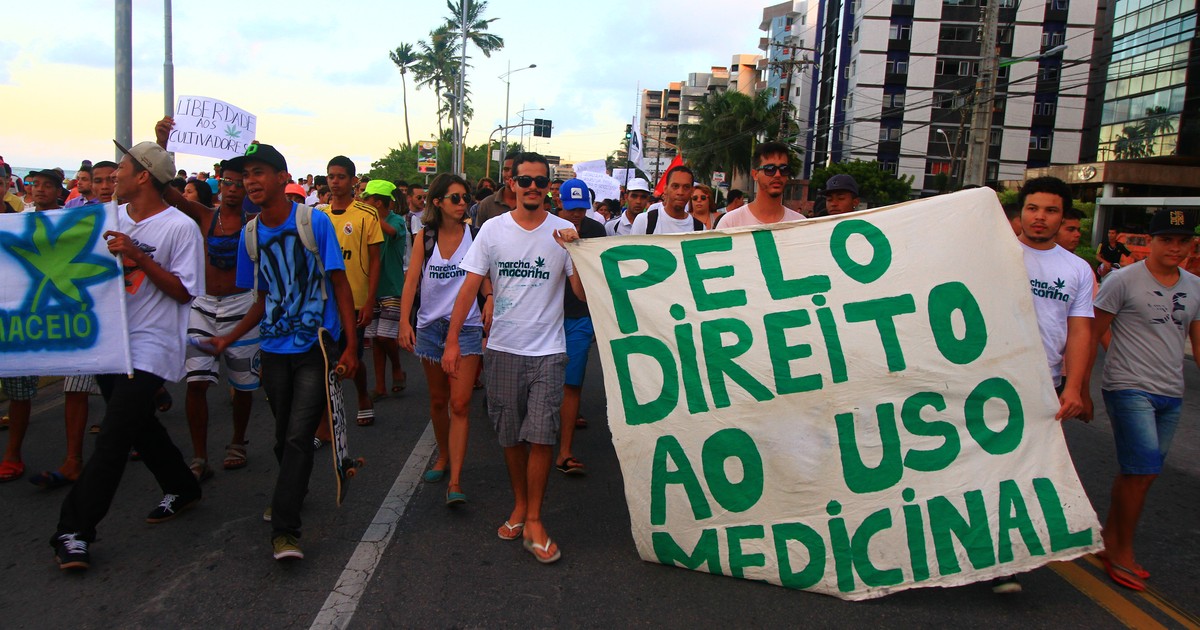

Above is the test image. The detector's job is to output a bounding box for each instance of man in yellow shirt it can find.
[323,155,383,427]
[1,163,22,213]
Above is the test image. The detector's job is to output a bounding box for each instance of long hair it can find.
[423,173,469,231]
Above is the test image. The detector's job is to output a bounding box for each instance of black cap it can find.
[26,168,65,186]
[1148,209,1197,237]
[825,173,859,196]
[224,143,288,174]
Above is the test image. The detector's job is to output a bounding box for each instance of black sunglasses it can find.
[219,178,245,189]
[514,175,550,189]
[758,164,792,177]
[440,193,465,205]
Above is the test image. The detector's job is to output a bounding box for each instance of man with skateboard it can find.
[208,142,359,561]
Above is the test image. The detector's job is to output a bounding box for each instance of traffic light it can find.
[533,118,553,138]
[624,124,632,140]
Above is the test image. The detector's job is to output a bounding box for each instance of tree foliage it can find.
[388,43,418,148]
[368,140,520,186]
[810,160,913,207]
[678,90,794,184]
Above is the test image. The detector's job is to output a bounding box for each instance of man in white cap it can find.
[607,177,652,236]
[52,140,205,571]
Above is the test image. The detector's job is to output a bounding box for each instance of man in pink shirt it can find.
[717,142,805,227]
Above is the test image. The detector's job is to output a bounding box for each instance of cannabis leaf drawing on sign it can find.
[535,256,545,268]
[0,208,120,313]
[1053,278,1066,289]
[224,125,242,139]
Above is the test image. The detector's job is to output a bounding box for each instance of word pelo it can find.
[603,221,989,425]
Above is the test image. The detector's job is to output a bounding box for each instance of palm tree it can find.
[439,0,503,131]
[678,90,786,183]
[388,43,418,147]
[413,26,461,138]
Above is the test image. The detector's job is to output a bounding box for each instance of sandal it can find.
[29,470,75,490]
[1101,555,1146,591]
[575,416,588,429]
[0,460,25,482]
[523,537,562,564]
[556,456,587,476]
[497,521,525,540]
[391,374,407,393]
[89,424,101,435]
[0,415,8,431]
[189,458,214,483]
[223,443,248,470]
[356,410,375,427]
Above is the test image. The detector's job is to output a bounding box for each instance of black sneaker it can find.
[54,533,90,571]
[146,493,200,523]
[992,576,1022,594]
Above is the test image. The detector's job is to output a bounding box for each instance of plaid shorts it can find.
[1,376,40,401]
[365,296,402,340]
[483,349,567,448]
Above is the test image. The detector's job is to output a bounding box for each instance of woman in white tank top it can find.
[398,174,491,506]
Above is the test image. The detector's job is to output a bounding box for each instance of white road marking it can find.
[309,421,437,630]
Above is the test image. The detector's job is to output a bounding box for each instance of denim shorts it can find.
[564,316,595,387]
[414,318,483,363]
[1102,389,1182,475]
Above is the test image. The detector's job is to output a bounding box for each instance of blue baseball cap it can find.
[559,178,591,210]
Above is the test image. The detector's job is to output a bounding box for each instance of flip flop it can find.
[422,468,446,483]
[1102,556,1146,592]
[1097,552,1149,579]
[223,443,248,470]
[391,374,406,393]
[0,460,25,482]
[88,424,101,435]
[189,458,214,483]
[356,410,375,427]
[575,416,588,429]
[556,457,587,476]
[497,521,525,540]
[523,537,561,564]
[29,470,75,490]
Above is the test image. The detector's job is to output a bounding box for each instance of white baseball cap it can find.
[627,177,650,193]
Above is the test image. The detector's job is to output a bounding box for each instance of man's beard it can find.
[521,199,542,211]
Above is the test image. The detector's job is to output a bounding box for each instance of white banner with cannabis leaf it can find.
[0,203,132,376]
[167,95,258,160]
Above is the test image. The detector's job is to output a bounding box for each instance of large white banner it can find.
[0,203,132,376]
[567,189,1101,600]
[167,95,257,160]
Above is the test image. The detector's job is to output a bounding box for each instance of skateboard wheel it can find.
[346,469,357,478]
[335,365,347,376]
[355,457,366,467]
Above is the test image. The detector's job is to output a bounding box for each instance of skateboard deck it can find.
[319,327,364,506]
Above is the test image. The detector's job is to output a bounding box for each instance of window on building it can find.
[999,27,1013,44]
[844,66,851,79]
[1052,0,1068,9]
[881,161,899,174]
[1040,66,1060,80]
[894,0,915,5]
[999,0,1016,7]
[935,92,953,108]
[990,129,1002,145]
[879,127,902,142]
[997,65,1010,79]
[1034,100,1056,116]
[851,0,861,13]
[941,25,975,42]
[890,23,911,40]
[891,93,906,107]
[1040,135,1053,150]
[987,163,999,181]
[959,60,979,75]
[886,59,910,74]
[930,161,952,175]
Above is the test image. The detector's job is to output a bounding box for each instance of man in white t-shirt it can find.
[991,176,1093,594]
[53,140,205,571]
[607,177,651,236]
[630,166,704,234]
[443,152,584,565]
[718,141,805,227]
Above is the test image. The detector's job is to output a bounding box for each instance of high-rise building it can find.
[680,67,731,127]
[1082,0,1198,162]
[730,53,765,95]
[641,82,683,177]
[809,0,1098,195]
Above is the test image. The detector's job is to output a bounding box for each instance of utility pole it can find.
[164,0,174,117]
[115,0,132,159]
[454,0,468,177]
[962,0,1000,187]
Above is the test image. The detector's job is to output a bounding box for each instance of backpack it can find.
[243,204,325,300]
[645,208,703,234]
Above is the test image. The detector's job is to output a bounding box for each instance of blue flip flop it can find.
[29,470,74,490]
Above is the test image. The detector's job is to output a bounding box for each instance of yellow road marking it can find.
[1048,560,1165,629]
[1080,555,1200,630]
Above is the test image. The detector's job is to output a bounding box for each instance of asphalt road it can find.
[1,348,1197,629]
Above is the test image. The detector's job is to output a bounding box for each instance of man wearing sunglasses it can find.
[719,142,805,227]
[443,152,584,565]
[149,118,261,482]
[475,156,516,226]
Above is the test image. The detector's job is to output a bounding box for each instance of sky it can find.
[2,0,770,178]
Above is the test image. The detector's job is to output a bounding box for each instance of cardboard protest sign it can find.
[576,170,623,204]
[167,95,257,160]
[0,203,132,376]
[572,159,607,174]
[567,189,1101,600]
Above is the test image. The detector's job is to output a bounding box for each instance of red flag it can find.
[653,154,684,197]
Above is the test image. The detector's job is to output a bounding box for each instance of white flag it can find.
[629,116,646,171]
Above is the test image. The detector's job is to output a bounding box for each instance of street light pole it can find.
[499,63,535,171]
[455,0,467,177]
[115,0,132,159]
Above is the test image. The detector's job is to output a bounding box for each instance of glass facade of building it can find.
[1096,0,1196,160]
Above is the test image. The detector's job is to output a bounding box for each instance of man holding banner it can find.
[52,140,204,571]
[443,153,584,564]
[631,166,704,235]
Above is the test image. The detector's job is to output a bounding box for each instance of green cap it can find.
[364,180,396,198]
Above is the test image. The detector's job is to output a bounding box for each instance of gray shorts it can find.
[483,349,567,448]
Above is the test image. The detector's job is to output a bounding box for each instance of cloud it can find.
[45,38,113,68]
[322,58,395,87]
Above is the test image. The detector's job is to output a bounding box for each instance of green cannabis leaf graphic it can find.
[4,211,117,313]
[224,125,242,139]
